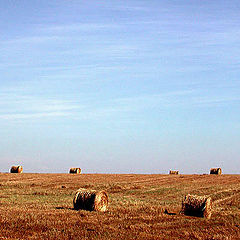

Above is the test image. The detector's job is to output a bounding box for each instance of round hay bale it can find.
[182,194,212,219]
[210,168,222,175]
[73,188,108,212]
[10,166,23,173]
[69,168,81,174]
[169,170,179,175]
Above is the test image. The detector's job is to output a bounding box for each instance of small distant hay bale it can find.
[169,170,179,175]
[182,194,212,219]
[69,168,81,174]
[73,188,108,212]
[10,166,23,173]
[210,168,222,175]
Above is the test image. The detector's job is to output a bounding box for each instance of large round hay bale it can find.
[169,170,179,175]
[73,188,108,212]
[182,194,212,219]
[69,168,81,174]
[10,166,23,173]
[210,168,222,175]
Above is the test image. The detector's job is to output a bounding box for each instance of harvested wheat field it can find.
[0,173,239,240]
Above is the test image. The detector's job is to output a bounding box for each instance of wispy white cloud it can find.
[40,23,120,33]
[0,91,82,120]
[191,95,240,107]
[93,90,240,116]
[1,88,239,121]
[114,6,150,12]
[0,111,72,120]
[1,35,62,45]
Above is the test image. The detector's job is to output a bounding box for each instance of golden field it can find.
[0,173,239,239]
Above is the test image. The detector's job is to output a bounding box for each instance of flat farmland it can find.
[0,173,239,239]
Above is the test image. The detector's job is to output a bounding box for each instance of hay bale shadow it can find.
[55,206,75,210]
[164,209,177,215]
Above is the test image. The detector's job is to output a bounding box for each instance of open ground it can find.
[0,173,239,239]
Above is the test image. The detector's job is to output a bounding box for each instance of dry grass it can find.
[0,173,239,239]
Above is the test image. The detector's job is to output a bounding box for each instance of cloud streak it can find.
[0,91,82,120]
[1,87,240,121]
[0,111,72,120]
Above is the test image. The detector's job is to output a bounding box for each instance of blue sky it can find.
[0,0,239,173]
